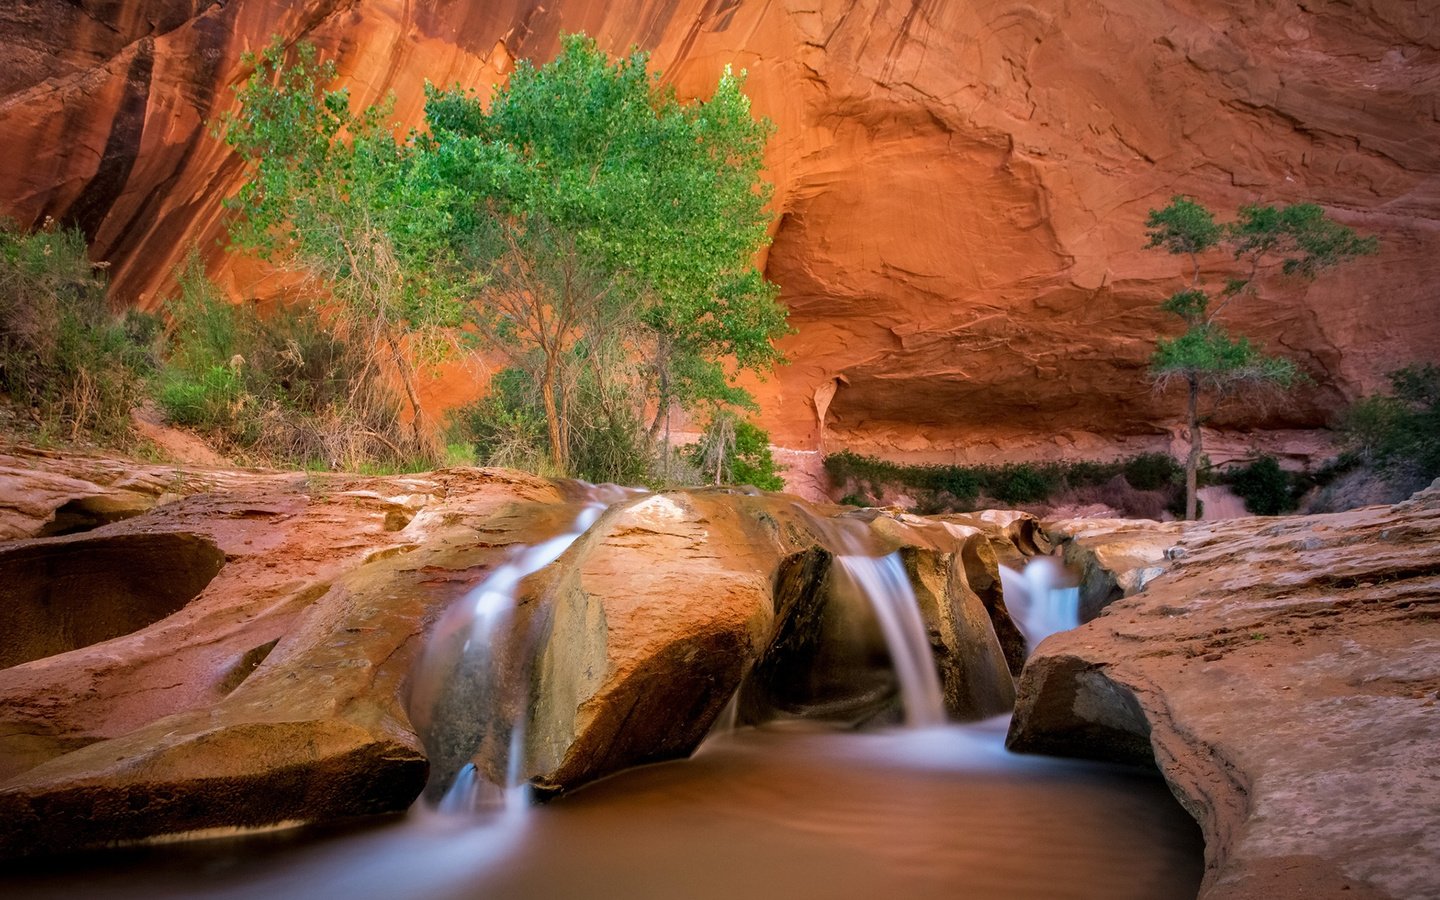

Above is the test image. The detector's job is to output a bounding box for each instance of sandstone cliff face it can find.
[2,0,1437,460]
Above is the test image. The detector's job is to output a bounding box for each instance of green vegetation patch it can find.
[0,220,158,445]
[823,451,1184,514]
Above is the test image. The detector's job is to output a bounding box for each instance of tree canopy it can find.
[1143,196,1377,519]
[219,34,787,479]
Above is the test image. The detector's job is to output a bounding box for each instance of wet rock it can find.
[0,445,257,541]
[0,458,566,856]
[519,495,1022,794]
[0,451,1023,853]
[1044,518,1185,621]
[902,546,1015,719]
[1010,487,1440,898]
[0,531,225,669]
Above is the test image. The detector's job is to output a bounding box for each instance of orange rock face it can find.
[2,0,1437,462]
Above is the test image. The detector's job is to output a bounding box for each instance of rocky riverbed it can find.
[0,445,1436,898]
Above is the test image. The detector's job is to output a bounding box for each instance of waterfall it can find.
[704,504,960,743]
[831,553,946,727]
[408,483,640,813]
[999,556,1080,651]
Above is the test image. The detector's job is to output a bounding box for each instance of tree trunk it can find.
[647,338,671,443]
[541,356,566,473]
[1185,376,1202,521]
[385,334,426,453]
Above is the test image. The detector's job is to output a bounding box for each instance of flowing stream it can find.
[2,721,1203,900]
[999,556,1082,650]
[407,483,641,810]
[0,504,1204,899]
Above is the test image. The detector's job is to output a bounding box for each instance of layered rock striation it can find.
[2,0,1437,459]
[1012,484,1440,898]
[0,448,1033,855]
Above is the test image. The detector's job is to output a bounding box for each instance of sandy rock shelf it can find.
[1014,482,1440,899]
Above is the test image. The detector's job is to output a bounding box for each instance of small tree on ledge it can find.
[1144,196,1377,520]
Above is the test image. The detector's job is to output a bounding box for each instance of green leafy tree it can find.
[220,34,784,478]
[690,410,785,491]
[425,35,785,472]
[219,39,468,457]
[1144,197,1377,519]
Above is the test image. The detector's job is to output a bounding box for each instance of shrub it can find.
[822,450,1187,514]
[689,412,785,492]
[0,219,156,443]
[451,364,657,484]
[157,253,419,470]
[1122,453,1183,491]
[1227,455,1296,516]
[1341,364,1440,482]
[993,464,1056,505]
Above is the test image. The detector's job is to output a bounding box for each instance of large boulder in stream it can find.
[0,453,572,857]
[0,447,1034,855]
[1010,483,1440,899]
[512,491,1024,794]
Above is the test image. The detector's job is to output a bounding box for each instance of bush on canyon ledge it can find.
[823,451,1183,515]
[689,412,785,492]
[157,253,416,471]
[1340,363,1440,486]
[1223,455,1302,516]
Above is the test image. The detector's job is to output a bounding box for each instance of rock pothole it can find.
[35,494,155,537]
[0,532,226,669]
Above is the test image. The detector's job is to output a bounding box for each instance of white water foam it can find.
[832,552,946,727]
[411,484,643,813]
[999,556,1080,651]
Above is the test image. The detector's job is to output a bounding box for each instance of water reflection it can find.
[3,721,1203,900]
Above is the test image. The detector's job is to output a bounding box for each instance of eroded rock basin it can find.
[0,721,1204,900]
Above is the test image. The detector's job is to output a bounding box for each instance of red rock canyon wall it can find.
[1,0,1437,461]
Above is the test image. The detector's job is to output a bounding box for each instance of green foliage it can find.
[1122,453,1184,491]
[1144,196,1222,257]
[689,412,785,491]
[1340,364,1440,481]
[1152,324,1301,392]
[220,38,468,458]
[426,34,785,472]
[1229,203,1379,278]
[0,220,156,443]
[221,33,784,479]
[157,253,414,469]
[451,368,552,473]
[1225,455,1297,516]
[822,451,1184,513]
[1143,196,1376,518]
[452,363,654,484]
[1159,288,1210,323]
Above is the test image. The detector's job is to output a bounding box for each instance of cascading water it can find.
[999,555,1081,651]
[829,552,946,727]
[407,483,641,812]
[721,510,950,731]
[4,499,1204,900]
[818,515,947,727]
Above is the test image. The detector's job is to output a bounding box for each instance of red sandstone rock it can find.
[0,455,569,855]
[1011,483,1440,898]
[3,1,1436,465]
[0,451,1031,853]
